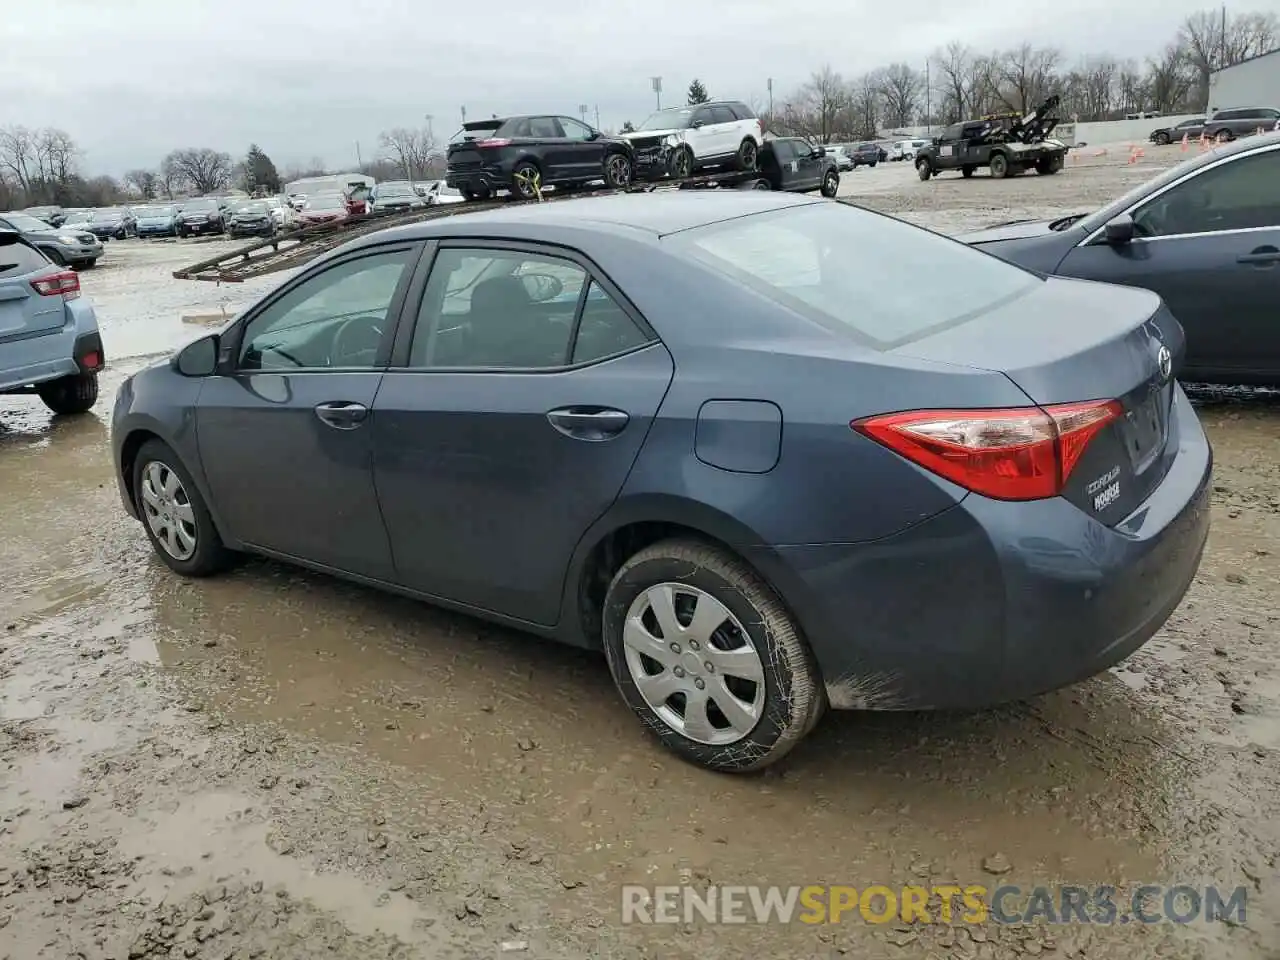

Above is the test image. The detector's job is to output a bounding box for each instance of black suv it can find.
[445,115,634,201]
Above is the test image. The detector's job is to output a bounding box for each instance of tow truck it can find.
[914,95,1069,181]
[172,141,841,284]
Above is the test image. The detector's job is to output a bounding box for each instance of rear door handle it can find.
[546,406,630,441]
[314,401,368,430]
[1238,246,1280,265]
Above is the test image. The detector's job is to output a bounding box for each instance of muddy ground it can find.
[2,145,1278,960]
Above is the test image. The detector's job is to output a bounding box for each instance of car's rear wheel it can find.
[916,158,932,180]
[601,539,824,772]
[989,152,1009,178]
[37,371,97,415]
[132,439,232,577]
[734,138,758,172]
[604,152,632,189]
[511,162,542,200]
[820,169,839,197]
[460,186,488,203]
[1215,129,1233,143]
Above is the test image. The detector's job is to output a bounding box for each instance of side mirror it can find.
[173,334,219,377]
[1103,214,1135,245]
[690,119,703,128]
[816,146,826,157]
[587,130,600,141]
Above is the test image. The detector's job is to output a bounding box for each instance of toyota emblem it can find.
[1157,345,1173,382]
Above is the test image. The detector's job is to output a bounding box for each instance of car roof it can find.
[366,190,822,244]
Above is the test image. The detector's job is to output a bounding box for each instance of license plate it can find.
[1123,390,1169,471]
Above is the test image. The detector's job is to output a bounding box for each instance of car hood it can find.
[623,128,684,140]
[961,218,1065,243]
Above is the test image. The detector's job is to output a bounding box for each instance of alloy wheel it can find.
[622,583,765,745]
[140,460,198,561]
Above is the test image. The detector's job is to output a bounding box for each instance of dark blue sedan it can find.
[110,191,1211,772]
[962,134,1280,385]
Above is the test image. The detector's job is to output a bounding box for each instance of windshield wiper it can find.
[1050,214,1088,231]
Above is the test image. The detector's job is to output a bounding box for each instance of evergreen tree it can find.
[687,79,710,105]
[243,144,282,195]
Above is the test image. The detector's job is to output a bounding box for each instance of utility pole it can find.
[651,76,663,110]
[355,141,362,168]
[595,105,600,129]
[925,59,931,134]
[767,77,774,119]
[579,103,589,125]
[423,114,434,142]
[460,105,467,125]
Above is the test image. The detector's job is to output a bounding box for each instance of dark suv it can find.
[445,115,634,202]
[851,142,887,167]
[1203,106,1280,142]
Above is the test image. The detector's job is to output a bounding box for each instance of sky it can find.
[0,0,1268,177]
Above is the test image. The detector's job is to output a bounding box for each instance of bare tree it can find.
[785,66,851,142]
[879,63,923,128]
[124,169,159,199]
[162,147,233,194]
[1063,56,1119,120]
[1180,9,1278,107]
[930,43,993,123]
[0,126,37,193]
[849,71,884,138]
[993,44,1062,113]
[377,127,436,181]
[1147,44,1197,113]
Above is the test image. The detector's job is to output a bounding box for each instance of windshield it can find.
[637,108,694,131]
[92,209,122,221]
[665,202,1040,348]
[64,212,92,223]
[183,199,217,211]
[1077,153,1207,234]
[307,195,345,210]
[138,206,175,217]
[3,213,54,232]
[233,202,269,214]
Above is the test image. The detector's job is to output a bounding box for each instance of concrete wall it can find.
[1056,114,1204,146]
[1209,51,1280,114]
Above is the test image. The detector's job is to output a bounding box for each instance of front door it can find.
[1058,143,1280,379]
[196,243,420,578]
[372,242,672,625]
[557,116,605,180]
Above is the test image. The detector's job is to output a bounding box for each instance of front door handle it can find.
[1238,246,1280,265]
[546,406,630,441]
[314,401,368,430]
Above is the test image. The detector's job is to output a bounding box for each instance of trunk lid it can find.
[892,276,1183,524]
[0,237,67,340]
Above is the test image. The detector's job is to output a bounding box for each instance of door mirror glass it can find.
[816,146,826,157]
[174,334,219,376]
[1103,214,1135,244]
[519,272,564,302]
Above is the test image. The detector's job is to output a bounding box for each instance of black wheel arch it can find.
[117,423,238,547]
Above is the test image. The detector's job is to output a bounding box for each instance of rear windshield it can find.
[665,202,1041,348]
[451,124,500,143]
[0,236,50,278]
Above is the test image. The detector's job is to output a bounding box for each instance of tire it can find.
[734,138,759,172]
[1215,129,1233,143]
[961,165,975,178]
[132,439,232,578]
[916,159,932,181]
[868,161,877,168]
[669,146,694,179]
[178,228,188,239]
[1036,156,1062,175]
[989,152,1009,179]
[603,152,632,189]
[601,538,825,773]
[1154,132,1171,146]
[511,161,542,200]
[45,248,66,266]
[37,371,98,415]
[820,169,839,198]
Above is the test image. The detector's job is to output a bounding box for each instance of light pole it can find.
[651,76,662,110]
[767,77,773,119]
[924,60,931,135]
[460,105,467,125]
[424,114,434,141]
[579,103,589,124]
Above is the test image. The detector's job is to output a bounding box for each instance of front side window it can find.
[666,202,1040,348]
[527,116,562,139]
[1133,148,1280,238]
[559,117,594,140]
[238,248,414,370]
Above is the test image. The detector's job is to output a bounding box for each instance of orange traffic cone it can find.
[1181,132,1189,152]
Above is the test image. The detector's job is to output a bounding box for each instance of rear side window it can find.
[772,140,797,162]
[728,102,755,120]
[0,237,50,278]
[667,203,1040,349]
[1215,110,1242,120]
[708,105,737,125]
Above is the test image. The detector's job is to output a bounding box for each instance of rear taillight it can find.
[31,270,80,301]
[852,400,1122,501]
[475,138,512,148]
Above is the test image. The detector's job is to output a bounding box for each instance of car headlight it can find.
[57,234,80,244]
[664,134,681,147]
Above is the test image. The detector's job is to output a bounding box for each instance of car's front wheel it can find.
[916,158,933,180]
[602,539,824,772]
[132,439,232,577]
[37,371,98,415]
[604,152,632,189]
[734,138,758,172]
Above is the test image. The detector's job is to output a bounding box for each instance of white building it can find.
[1209,49,1280,114]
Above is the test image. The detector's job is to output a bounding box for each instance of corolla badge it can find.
[1157,345,1172,382]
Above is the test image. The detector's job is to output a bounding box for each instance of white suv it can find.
[622,100,764,180]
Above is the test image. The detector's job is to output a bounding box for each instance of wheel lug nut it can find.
[694,678,705,690]
[673,667,686,678]
[689,640,699,651]
[669,643,681,654]
[704,661,714,673]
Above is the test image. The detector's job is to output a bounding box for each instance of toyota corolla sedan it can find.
[110,192,1211,772]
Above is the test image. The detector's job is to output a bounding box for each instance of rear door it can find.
[1057,141,1280,379]
[0,234,65,343]
[372,241,673,625]
[706,104,740,158]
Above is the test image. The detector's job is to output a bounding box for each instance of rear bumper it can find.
[0,303,102,393]
[228,223,274,237]
[753,385,1212,711]
[446,159,517,194]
